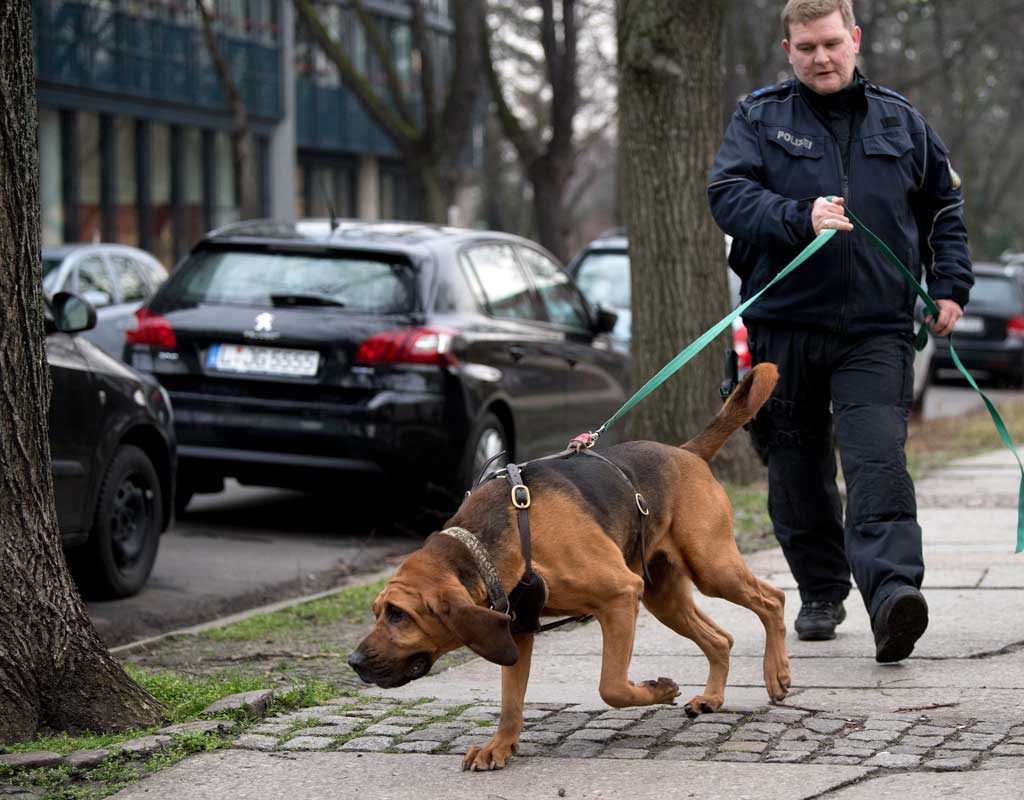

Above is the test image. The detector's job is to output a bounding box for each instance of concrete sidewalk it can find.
[112,449,1024,799]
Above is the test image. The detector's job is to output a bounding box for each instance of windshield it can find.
[157,249,417,314]
[574,251,631,310]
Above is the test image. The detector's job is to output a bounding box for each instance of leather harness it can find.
[443,437,652,636]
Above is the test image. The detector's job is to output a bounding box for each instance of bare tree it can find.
[618,0,760,482]
[484,0,589,262]
[0,0,164,742]
[196,0,261,219]
[293,0,483,223]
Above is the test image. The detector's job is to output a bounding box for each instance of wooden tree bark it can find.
[0,0,164,742]
[618,0,760,482]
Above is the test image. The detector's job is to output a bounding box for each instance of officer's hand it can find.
[811,196,854,235]
[926,299,964,337]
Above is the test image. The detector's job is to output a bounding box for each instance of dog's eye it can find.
[386,605,408,624]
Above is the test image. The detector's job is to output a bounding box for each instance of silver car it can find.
[42,244,168,359]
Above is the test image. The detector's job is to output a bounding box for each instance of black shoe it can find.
[873,587,928,663]
[795,600,847,641]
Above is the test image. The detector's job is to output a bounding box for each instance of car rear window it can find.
[970,274,1024,316]
[574,251,631,310]
[157,249,416,314]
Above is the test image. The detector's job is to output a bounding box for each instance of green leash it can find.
[595,206,1024,553]
[844,204,1024,554]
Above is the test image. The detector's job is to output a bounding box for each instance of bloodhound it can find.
[348,363,790,771]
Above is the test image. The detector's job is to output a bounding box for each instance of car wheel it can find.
[76,444,162,599]
[462,413,509,491]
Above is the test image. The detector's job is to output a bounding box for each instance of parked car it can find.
[567,233,934,407]
[42,244,168,359]
[932,263,1024,388]
[123,220,629,515]
[46,292,176,598]
[567,232,751,373]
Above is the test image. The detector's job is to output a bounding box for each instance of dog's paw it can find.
[462,738,518,772]
[639,676,680,705]
[765,656,792,702]
[683,694,723,717]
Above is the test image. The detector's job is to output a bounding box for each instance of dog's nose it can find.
[348,650,369,676]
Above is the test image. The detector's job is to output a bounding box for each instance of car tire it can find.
[462,412,510,492]
[74,444,162,599]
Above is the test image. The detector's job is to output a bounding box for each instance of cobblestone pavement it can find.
[236,696,1024,773]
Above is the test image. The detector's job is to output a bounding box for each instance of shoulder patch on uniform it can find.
[868,83,913,106]
[747,83,784,100]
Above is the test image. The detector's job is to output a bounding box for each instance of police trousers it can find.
[747,323,923,618]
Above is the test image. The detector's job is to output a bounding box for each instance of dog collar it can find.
[437,527,509,614]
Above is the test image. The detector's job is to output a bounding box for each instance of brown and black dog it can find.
[348,363,790,771]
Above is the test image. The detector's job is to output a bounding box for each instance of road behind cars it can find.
[87,480,417,647]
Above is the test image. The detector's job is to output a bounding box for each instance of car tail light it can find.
[732,321,751,371]
[126,308,177,350]
[355,327,458,366]
[1007,317,1024,339]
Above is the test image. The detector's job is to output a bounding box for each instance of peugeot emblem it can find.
[254,312,274,332]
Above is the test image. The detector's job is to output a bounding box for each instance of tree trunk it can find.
[0,0,164,742]
[528,159,570,263]
[417,161,451,224]
[618,0,761,483]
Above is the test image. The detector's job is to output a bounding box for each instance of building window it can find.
[184,128,205,244]
[79,111,101,243]
[39,109,64,247]
[115,116,138,244]
[152,122,173,267]
[214,130,238,227]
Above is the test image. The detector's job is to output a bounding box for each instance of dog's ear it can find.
[437,592,519,667]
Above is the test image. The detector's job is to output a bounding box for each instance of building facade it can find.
[34,0,453,267]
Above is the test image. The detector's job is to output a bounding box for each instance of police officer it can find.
[707,0,973,662]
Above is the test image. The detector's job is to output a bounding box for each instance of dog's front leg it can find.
[463,633,534,771]
[596,580,680,708]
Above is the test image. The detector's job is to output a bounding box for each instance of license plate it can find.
[956,315,985,335]
[206,344,320,377]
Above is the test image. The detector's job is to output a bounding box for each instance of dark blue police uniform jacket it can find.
[708,76,973,335]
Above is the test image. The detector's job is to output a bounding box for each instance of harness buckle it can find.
[568,431,599,452]
[635,493,650,516]
[511,485,532,509]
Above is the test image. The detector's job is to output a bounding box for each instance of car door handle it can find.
[508,345,527,362]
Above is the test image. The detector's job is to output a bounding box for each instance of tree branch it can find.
[350,0,416,126]
[410,0,438,146]
[481,8,542,164]
[292,0,418,148]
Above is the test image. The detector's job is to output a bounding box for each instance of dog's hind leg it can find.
[697,564,790,703]
[593,571,681,709]
[463,633,534,772]
[642,558,734,716]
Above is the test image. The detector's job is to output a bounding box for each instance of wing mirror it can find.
[51,292,98,334]
[592,304,619,335]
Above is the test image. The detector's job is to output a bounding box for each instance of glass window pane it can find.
[75,255,114,306]
[519,248,590,329]
[462,245,541,321]
[110,255,148,302]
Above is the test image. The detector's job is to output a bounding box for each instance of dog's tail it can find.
[681,362,778,462]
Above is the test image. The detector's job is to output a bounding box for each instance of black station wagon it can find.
[124,220,629,515]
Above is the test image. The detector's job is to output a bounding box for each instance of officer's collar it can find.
[798,68,867,111]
